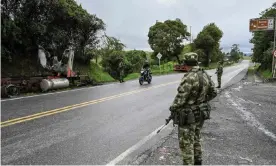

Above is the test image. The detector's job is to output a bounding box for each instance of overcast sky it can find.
[77,0,275,53]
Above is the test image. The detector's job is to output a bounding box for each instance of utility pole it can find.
[273,17,276,78]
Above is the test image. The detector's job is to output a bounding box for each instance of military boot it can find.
[194,160,202,165]
[216,85,221,88]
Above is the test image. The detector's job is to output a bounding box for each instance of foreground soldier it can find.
[215,61,223,88]
[169,52,217,165]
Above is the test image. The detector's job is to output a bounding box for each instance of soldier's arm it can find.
[169,74,194,112]
[207,75,217,101]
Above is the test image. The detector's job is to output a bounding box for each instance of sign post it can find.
[273,20,276,78]
[249,17,275,78]
[273,50,276,77]
[157,53,162,74]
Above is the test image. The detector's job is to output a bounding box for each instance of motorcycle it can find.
[139,68,152,85]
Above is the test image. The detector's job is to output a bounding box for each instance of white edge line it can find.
[1,74,182,102]
[1,63,247,102]
[106,121,172,165]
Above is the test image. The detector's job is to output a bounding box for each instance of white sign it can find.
[268,19,274,30]
[157,53,162,59]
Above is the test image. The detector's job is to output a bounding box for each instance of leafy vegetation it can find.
[2,0,248,84]
[89,62,115,83]
[194,23,224,67]
[243,56,252,60]
[148,19,190,64]
[250,2,276,72]
[1,0,105,65]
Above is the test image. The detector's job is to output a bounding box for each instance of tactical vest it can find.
[175,68,213,126]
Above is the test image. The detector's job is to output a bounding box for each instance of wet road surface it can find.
[1,61,249,165]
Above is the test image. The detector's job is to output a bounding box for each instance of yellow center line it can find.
[1,81,179,128]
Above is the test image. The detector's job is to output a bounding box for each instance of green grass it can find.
[248,65,255,75]
[259,69,272,79]
[125,73,140,81]
[89,62,115,83]
[243,56,252,60]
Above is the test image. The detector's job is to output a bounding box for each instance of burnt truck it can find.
[173,52,197,72]
[173,62,192,72]
[1,46,93,98]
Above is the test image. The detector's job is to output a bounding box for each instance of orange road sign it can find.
[249,18,274,32]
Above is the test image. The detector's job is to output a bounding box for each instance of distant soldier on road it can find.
[169,52,217,165]
[118,57,125,83]
[215,61,223,88]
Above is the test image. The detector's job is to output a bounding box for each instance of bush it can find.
[101,51,126,79]
[125,50,146,72]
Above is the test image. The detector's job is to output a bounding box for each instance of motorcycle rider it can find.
[142,60,150,78]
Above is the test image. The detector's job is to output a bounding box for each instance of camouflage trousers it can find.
[217,74,222,87]
[178,122,202,165]
[119,70,124,82]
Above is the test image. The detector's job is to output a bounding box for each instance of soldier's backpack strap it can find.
[202,69,212,87]
[196,69,204,105]
[202,69,213,99]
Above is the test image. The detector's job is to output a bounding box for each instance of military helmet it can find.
[183,52,198,63]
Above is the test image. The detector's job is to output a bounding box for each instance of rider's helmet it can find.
[183,52,198,64]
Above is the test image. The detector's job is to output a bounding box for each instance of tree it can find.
[100,36,131,79]
[250,2,276,71]
[1,0,105,72]
[125,50,147,72]
[148,18,190,64]
[194,23,223,67]
[76,14,105,63]
[230,44,241,62]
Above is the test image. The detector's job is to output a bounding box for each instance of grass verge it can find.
[89,62,115,83]
[259,69,272,79]
[125,73,140,81]
[243,56,252,60]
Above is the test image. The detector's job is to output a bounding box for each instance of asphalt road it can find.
[1,60,249,165]
[133,62,276,165]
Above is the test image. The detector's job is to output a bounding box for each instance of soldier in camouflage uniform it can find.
[118,58,125,83]
[215,61,223,88]
[169,52,217,165]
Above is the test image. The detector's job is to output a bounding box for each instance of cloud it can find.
[78,0,275,53]
[155,0,178,6]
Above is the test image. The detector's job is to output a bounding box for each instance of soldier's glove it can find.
[169,105,179,112]
[166,111,175,126]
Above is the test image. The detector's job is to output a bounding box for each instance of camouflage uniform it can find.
[216,62,223,88]
[118,60,125,83]
[169,52,217,165]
